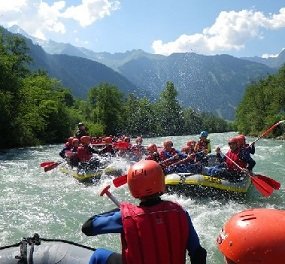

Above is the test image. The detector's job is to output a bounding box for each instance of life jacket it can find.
[120,201,189,264]
[77,145,92,162]
[226,149,247,171]
[145,152,161,162]
[195,139,211,153]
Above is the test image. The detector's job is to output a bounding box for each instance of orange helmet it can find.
[103,137,112,144]
[217,208,285,264]
[80,136,91,145]
[147,143,157,153]
[127,160,165,199]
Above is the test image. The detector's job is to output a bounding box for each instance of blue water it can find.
[0,132,284,263]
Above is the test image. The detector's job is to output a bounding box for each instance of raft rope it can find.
[0,233,96,264]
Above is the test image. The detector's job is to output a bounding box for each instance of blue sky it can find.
[1,0,285,57]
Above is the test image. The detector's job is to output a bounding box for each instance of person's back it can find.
[120,199,189,264]
[82,160,207,264]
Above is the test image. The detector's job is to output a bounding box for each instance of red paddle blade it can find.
[113,175,127,187]
[40,161,55,167]
[250,176,274,197]
[44,162,60,172]
[254,174,281,190]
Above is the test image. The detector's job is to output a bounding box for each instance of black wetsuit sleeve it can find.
[190,245,207,264]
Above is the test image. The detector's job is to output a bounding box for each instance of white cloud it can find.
[152,8,285,56]
[0,0,120,40]
[0,0,27,12]
[63,0,120,27]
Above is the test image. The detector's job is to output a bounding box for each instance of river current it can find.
[0,132,284,263]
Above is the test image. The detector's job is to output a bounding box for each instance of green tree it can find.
[123,94,156,136]
[87,83,124,135]
[156,81,184,136]
[236,65,285,136]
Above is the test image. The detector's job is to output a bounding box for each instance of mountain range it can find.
[6,25,285,120]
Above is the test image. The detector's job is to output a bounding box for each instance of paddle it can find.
[250,120,285,145]
[100,185,120,207]
[254,174,281,190]
[43,161,64,172]
[40,161,55,167]
[222,152,276,197]
[113,175,127,187]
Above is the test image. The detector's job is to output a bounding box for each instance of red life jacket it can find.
[77,146,92,162]
[120,201,189,264]
[226,149,247,171]
[195,139,210,152]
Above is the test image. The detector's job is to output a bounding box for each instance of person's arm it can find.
[249,143,255,154]
[185,212,207,264]
[82,208,123,236]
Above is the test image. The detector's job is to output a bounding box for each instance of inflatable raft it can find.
[59,163,124,182]
[59,164,104,182]
[165,173,251,197]
[0,233,94,264]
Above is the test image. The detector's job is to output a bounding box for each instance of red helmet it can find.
[228,137,239,144]
[72,138,79,145]
[127,160,165,199]
[235,134,246,146]
[103,137,112,144]
[147,143,157,153]
[163,140,173,148]
[186,140,196,147]
[217,208,285,264]
[68,137,74,145]
[80,136,91,145]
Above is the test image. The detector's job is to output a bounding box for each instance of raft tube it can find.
[0,233,94,264]
[165,173,251,197]
[59,164,103,182]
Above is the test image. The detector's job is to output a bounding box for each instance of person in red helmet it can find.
[130,136,146,161]
[145,143,161,162]
[217,208,285,264]
[160,140,183,165]
[96,137,115,156]
[235,134,256,172]
[65,138,80,167]
[82,160,207,264]
[59,136,74,158]
[204,137,254,178]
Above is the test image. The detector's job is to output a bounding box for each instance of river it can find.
[0,132,284,263]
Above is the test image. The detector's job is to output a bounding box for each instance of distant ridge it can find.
[5,25,280,120]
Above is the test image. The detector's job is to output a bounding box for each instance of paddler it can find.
[217,208,285,264]
[82,160,207,264]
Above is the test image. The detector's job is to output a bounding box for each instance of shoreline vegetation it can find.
[0,31,284,150]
